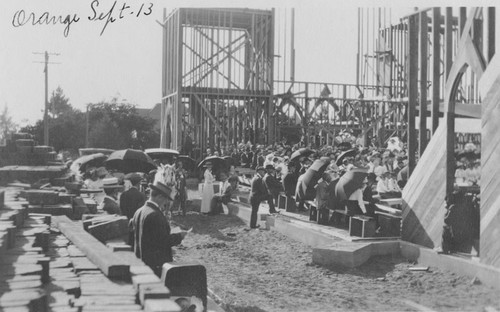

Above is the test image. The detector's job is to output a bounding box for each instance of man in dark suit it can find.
[263,164,282,214]
[120,173,146,220]
[130,181,188,276]
[249,166,268,228]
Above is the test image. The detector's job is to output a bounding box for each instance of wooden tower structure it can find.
[159,8,275,158]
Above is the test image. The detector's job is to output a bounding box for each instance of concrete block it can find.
[106,242,132,252]
[87,216,128,243]
[28,204,73,218]
[312,242,372,268]
[132,273,162,291]
[139,283,171,307]
[144,299,180,312]
[21,190,59,205]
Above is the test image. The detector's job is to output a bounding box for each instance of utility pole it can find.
[33,51,60,146]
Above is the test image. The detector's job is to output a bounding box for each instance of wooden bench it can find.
[378,197,402,208]
[349,215,376,237]
[375,210,402,237]
[305,200,318,221]
[331,209,351,229]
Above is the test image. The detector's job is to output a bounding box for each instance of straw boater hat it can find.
[149,181,174,201]
[102,177,123,191]
[124,172,142,185]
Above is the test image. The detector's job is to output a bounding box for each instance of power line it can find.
[32,51,61,146]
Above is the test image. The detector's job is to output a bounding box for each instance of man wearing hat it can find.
[263,164,282,214]
[131,181,188,276]
[120,173,146,220]
[249,166,269,228]
[100,177,123,215]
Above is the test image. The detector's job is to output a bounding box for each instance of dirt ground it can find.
[169,186,500,312]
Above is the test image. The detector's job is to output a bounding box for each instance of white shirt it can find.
[348,188,366,213]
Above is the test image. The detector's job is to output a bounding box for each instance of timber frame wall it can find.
[400,7,500,269]
[160,8,275,157]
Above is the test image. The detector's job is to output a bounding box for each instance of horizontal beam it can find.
[53,216,130,280]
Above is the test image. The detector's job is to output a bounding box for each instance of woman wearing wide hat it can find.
[200,161,215,213]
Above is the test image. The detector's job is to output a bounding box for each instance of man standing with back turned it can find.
[131,180,188,276]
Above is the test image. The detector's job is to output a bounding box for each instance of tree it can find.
[87,98,160,150]
[20,87,86,152]
[0,105,18,143]
[49,86,73,118]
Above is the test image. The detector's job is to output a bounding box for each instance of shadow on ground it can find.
[320,255,406,279]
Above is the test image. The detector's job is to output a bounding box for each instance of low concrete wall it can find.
[400,241,500,290]
[226,200,500,290]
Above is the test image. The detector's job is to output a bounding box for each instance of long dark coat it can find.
[131,201,183,274]
[120,187,146,220]
[249,174,268,204]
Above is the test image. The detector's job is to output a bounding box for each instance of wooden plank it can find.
[419,11,428,155]
[53,216,129,280]
[407,14,418,175]
[431,8,441,134]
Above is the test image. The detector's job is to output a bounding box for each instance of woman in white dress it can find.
[200,162,215,213]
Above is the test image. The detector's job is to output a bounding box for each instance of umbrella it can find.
[105,149,157,173]
[290,148,315,162]
[198,156,227,169]
[178,155,197,172]
[198,156,229,179]
[145,148,180,164]
[70,153,108,173]
[335,168,368,201]
[336,149,358,166]
[295,157,331,200]
[455,150,479,161]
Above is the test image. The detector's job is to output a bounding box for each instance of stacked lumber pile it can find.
[1,187,183,312]
[0,133,69,185]
[11,187,98,221]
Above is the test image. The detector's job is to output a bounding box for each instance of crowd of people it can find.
[67,133,481,277]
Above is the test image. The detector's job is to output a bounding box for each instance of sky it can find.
[0,0,493,127]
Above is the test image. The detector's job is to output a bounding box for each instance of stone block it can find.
[22,190,59,205]
[144,299,180,312]
[312,242,373,268]
[87,216,129,243]
[138,283,171,306]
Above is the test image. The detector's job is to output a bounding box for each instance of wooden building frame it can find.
[160,8,275,156]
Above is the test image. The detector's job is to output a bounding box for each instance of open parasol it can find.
[178,155,197,172]
[104,149,157,173]
[70,153,108,174]
[295,157,331,201]
[335,168,368,201]
[336,149,358,166]
[290,148,315,162]
[145,148,180,164]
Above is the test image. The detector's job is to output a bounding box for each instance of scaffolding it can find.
[160,8,275,158]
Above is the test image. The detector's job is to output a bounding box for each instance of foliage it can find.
[0,105,18,143]
[20,89,160,152]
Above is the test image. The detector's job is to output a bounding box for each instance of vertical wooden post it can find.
[176,10,183,150]
[445,7,453,80]
[445,8,455,197]
[268,10,276,144]
[407,15,418,176]
[419,12,428,155]
[487,7,496,63]
[431,8,441,134]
